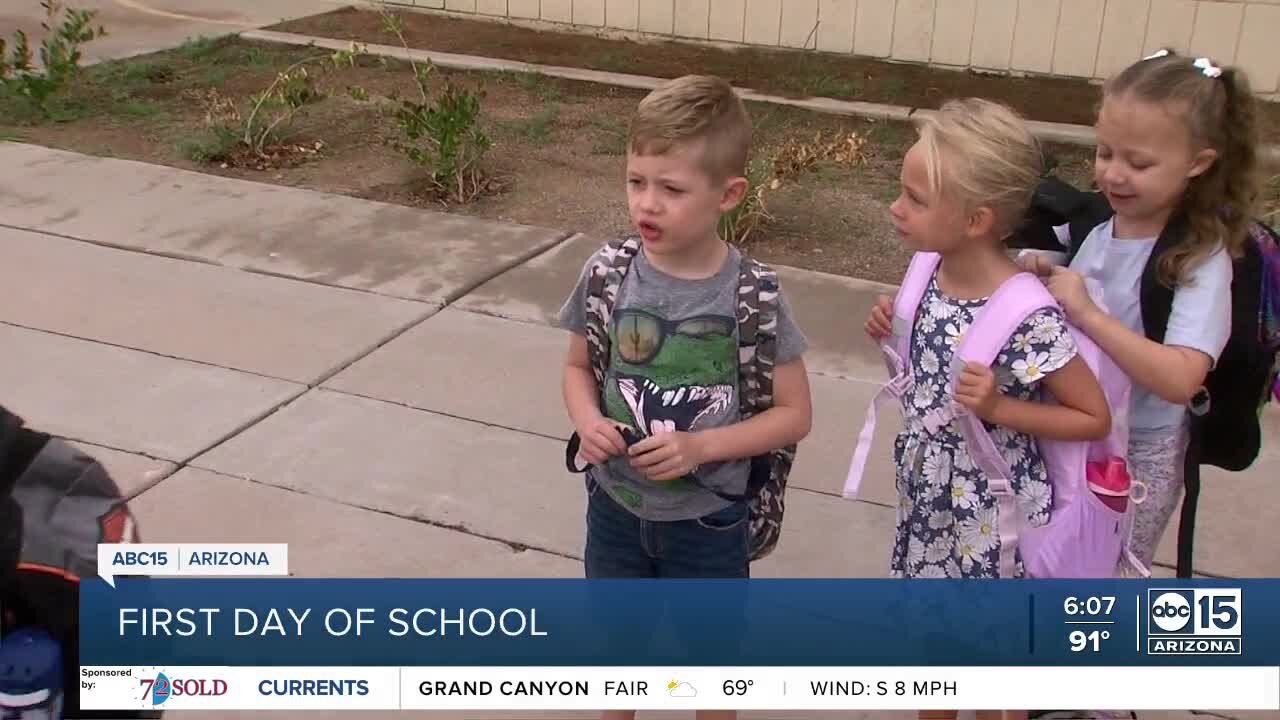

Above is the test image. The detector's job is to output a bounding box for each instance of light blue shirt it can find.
[1057,218,1233,431]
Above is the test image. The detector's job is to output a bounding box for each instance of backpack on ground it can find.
[844,251,1144,578]
[563,235,796,561]
[0,404,159,719]
[1013,175,1280,576]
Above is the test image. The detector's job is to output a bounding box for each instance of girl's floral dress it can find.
[890,274,1077,579]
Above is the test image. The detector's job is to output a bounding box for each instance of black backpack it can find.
[1013,176,1280,577]
[0,404,161,719]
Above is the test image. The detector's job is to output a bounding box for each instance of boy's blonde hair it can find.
[913,98,1043,238]
[629,75,752,180]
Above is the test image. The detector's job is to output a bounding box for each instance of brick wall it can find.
[391,0,1280,98]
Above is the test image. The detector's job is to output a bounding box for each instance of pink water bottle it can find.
[1087,456,1132,513]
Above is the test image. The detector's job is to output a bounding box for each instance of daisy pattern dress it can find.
[889,273,1077,579]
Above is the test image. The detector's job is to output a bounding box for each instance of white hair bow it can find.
[1193,57,1223,78]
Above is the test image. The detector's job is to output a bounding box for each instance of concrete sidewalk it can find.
[2,141,1278,720]
[0,0,343,66]
[3,141,1277,581]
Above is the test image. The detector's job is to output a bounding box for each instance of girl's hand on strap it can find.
[954,362,1001,421]
[865,294,895,341]
[1045,266,1101,325]
[1016,252,1059,277]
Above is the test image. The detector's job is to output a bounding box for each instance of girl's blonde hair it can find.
[1103,50,1260,287]
[913,98,1043,240]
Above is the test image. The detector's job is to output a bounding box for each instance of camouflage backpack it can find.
[565,235,796,561]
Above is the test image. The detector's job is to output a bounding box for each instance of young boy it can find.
[558,75,812,582]
[559,73,811,720]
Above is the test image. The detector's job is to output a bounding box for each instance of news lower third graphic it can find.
[76,544,1280,712]
[77,666,1278,712]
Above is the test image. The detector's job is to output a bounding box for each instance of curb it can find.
[241,29,1280,169]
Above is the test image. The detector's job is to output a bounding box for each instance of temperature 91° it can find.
[1069,629,1111,652]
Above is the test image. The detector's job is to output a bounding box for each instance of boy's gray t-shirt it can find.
[558,243,808,522]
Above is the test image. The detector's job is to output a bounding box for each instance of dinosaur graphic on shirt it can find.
[601,306,737,494]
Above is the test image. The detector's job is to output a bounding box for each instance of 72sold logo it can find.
[1146,589,1242,655]
[140,672,228,705]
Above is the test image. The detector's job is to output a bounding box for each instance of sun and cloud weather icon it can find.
[667,680,697,698]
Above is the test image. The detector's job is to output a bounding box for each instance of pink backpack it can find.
[845,252,1147,578]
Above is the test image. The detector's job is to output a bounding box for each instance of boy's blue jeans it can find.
[583,472,750,578]
[581,473,751,662]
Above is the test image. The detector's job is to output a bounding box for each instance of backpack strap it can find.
[1255,220,1280,353]
[843,252,941,499]
[565,236,642,474]
[952,273,1059,578]
[584,235,643,386]
[736,256,778,419]
[952,273,1059,370]
[1176,439,1202,578]
[1137,213,1188,345]
[890,252,942,364]
[705,255,779,502]
[1135,213,1202,578]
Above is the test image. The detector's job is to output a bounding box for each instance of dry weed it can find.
[182,87,241,126]
[723,129,867,245]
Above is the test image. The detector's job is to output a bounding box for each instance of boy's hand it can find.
[865,294,894,341]
[575,416,627,465]
[954,362,1001,421]
[629,431,707,482]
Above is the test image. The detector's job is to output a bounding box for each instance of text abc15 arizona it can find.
[1146,589,1242,655]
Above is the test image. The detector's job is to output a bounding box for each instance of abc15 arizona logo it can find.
[1146,589,1242,654]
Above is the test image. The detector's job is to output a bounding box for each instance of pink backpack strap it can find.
[951,273,1058,578]
[889,252,941,363]
[843,253,941,499]
[953,273,1057,368]
[843,359,912,499]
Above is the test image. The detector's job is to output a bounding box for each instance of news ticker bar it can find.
[80,666,1280,711]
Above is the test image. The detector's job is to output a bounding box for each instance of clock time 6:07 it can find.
[1063,596,1115,616]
